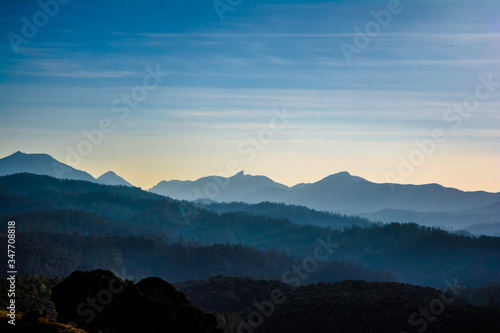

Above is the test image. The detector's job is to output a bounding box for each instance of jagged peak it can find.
[233,170,245,177]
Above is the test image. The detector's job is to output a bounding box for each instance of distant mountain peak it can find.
[0,151,96,182]
[149,169,288,201]
[101,171,118,177]
[97,171,133,187]
[319,171,366,183]
[233,170,245,177]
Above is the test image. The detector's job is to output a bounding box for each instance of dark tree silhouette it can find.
[51,269,222,333]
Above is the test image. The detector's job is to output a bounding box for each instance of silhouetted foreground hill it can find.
[2,273,499,333]
[51,270,222,333]
[177,276,500,333]
[0,270,222,333]
[0,275,63,320]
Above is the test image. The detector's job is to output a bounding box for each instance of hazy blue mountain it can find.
[464,222,500,237]
[0,152,136,188]
[360,201,500,228]
[150,171,500,216]
[3,151,499,225]
[284,173,500,213]
[97,171,134,187]
[200,201,374,228]
[149,170,289,201]
[2,173,500,288]
[458,200,500,215]
[0,151,95,182]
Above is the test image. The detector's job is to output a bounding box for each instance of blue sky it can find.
[1,0,499,191]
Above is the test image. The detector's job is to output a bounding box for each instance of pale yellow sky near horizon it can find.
[1,0,499,194]
[52,153,500,193]
[1,148,498,193]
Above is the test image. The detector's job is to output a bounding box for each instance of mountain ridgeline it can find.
[1,151,499,229]
[1,153,500,332]
[149,170,500,216]
[1,169,500,332]
[1,173,500,288]
[0,151,133,187]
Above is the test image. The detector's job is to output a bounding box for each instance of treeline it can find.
[52,270,223,333]
[0,270,222,333]
[201,201,374,228]
[0,231,396,283]
[2,208,500,287]
[2,273,500,333]
[1,179,350,258]
[0,172,162,200]
[1,173,500,288]
[0,209,150,237]
[177,276,500,333]
[0,274,62,319]
[329,223,500,287]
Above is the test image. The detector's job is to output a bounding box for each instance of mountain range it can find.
[2,172,500,288]
[179,171,499,228]
[1,164,499,332]
[0,151,133,187]
[149,168,500,222]
[1,151,499,228]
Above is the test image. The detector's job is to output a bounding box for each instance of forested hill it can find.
[177,276,500,333]
[0,270,223,333]
[0,172,162,199]
[1,173,500,288]
[200,201,374,227]
[0,230,396,284]
[2,273,500,333]
[0,173,370,230]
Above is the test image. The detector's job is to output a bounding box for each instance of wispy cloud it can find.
[1,0,499,191]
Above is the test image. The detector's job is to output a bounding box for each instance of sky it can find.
[0,0,499,192]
